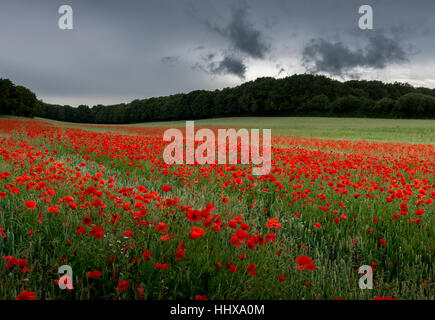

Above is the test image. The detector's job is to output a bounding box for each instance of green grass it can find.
[137,117,435,144]
[28,116,435,144]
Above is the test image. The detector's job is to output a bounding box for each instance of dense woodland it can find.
[1,75,435,123]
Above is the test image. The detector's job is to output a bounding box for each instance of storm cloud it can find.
[213,56,247,78]
[208,2,270,59]
[194,53,246,79]
[302,33,410,76]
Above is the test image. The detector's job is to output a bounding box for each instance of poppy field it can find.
[0,117,433,300]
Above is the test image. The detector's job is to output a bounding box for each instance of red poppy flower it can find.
[117,280,130,292]
[25,201,37,210]
[246,264,258,276]
[155,263,170,270]
[175,242,185,260]
[156,222,168,233]
[278,274,286,282]
[415,209,424,216]
[195,295,208,300]
[160,233,174,241]
[0,226,6,238]
[220,197,230,204]
[91,199,106,209]
[76,226,86,235]
[142,250,152,261]
[206,203,215,211]
[228,264,238,272]
[137,284,144,299]
[83,216,92,226]
[265,233,276,243]
[89,225,105,240]
[265,218,282,229]
[190,227,205,239]
[295,255,316,271]
[87,270,102,278]
[161,185,172,192]
[16,291,37,300]
[46,205,58,214]
[124,230,134,237]
[186,209,203,222]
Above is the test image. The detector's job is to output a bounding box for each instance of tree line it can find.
[1,74,435,123]
[0,79,39,118]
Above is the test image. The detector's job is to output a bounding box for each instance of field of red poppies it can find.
[0,118,433,300]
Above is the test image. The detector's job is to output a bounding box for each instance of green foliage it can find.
[393,93,435,118]
[0,79,38,117]
[297,94,331,115]
[374,98,397,116]
[1,75,435,122]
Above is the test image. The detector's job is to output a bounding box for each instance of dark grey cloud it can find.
[302,33,410,76]
[213,56,246,78]
[193,53,246,79]
[207,2,270,59]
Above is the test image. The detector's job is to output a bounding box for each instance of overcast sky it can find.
[0,0,434,106]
